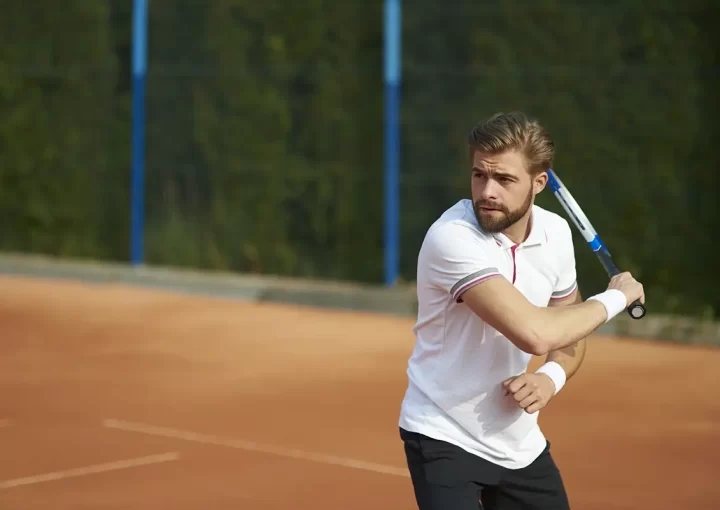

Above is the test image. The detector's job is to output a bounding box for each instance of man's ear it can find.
[534,172,548,194]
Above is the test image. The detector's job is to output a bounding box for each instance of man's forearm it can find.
[545,338,587,380]
[462,278,610,356]
[543,291,587,380]
[527,299,606,354]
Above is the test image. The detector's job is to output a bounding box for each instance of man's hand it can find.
[607,271,645,307]
[502,373,557,414]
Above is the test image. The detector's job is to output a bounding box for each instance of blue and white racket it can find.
[547,169,646,320]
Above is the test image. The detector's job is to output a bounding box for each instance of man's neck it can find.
[502,211,533,245]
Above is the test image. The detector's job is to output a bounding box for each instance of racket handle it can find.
[595,249,646,320]
[627,299,646,320]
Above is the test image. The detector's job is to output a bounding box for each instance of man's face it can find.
[470,150,543,233]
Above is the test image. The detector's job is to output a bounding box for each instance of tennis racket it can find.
[546,169,646,320]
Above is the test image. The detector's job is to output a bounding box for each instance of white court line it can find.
[0,452,180,490]
[104,418,409,478]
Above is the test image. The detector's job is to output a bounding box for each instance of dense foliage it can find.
[2,1,717,317]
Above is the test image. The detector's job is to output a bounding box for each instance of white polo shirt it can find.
[398,198,578,470]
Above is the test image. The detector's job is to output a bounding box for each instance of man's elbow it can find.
[527,341,551,356]
[485,309,552,355]
[514,328,551,356]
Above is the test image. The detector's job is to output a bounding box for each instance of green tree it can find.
[401,0,715,315]
[147,0,384,282]
[0,1,123,259]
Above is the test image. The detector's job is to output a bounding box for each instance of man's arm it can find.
[502,289,588,414]
[461,276,609,356]
[545,288,587,381]
[420,220,642,357]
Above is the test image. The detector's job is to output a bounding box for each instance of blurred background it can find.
[1,0,718,318]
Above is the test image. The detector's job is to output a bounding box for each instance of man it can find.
[398,112,644,510]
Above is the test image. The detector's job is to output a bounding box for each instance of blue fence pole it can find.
[384,0,401,286]
[130,0,148,265]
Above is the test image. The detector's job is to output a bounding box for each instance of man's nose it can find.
[480,180,500,200]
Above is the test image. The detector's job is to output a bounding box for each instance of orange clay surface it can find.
[1,275,719,509]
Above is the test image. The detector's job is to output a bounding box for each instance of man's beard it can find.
[474,186,534,234]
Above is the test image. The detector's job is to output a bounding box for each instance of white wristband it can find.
[587,289,627,323]
[535,361,567,395]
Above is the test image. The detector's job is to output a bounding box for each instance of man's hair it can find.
[467,112,555,175]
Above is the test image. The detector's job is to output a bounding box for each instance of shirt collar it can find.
[491,206,547,249]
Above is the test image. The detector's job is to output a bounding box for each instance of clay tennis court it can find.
[1,275,718,509]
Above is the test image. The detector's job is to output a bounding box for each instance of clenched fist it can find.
[607,271,645,307]
[502,373,557,414]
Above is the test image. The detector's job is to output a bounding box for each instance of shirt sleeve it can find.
[550,220,578,302]
[421,222,504,303]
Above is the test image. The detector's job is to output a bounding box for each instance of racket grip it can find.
[596,249,646,320]
[627,299,646,320]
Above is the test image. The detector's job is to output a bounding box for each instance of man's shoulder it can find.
[425,200,494,245]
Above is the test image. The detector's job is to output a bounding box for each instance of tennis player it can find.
[398,112,645,509]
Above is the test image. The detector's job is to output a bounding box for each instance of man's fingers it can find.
[502,376,518,395]
[512,385,534,403]
[524,400,544,414]
[507,376,528,394]
[502,373,554,413]
[517,394,538,409]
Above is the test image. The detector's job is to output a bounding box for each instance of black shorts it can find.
[400,428,570,510]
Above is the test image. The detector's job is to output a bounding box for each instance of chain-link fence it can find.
[399,1,718,316]
[2,0,718,316]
